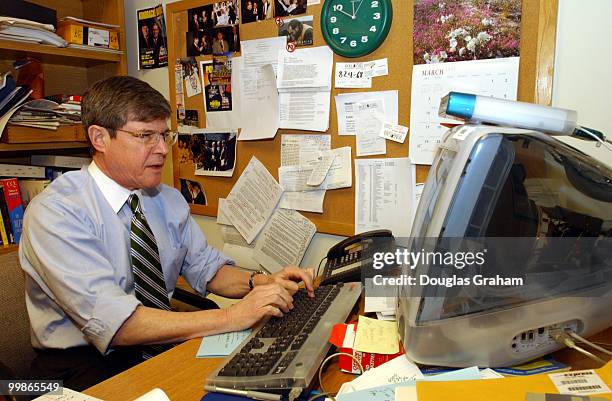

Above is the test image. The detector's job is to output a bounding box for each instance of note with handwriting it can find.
[353,315,399,354]
[197,329,251,357]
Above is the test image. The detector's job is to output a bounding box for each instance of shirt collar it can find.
[88,161,140,214]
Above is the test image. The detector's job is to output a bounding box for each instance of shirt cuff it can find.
[82,289,142,355]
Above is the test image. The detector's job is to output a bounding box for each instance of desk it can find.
[84,326,612,401]
[83,338,352,401]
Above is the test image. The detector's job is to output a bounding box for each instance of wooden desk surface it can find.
[84,339,220,401]
[84,326,611,401]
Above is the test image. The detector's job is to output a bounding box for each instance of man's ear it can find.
[88,125,109,153]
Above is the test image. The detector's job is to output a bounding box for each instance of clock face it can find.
[321,0,393,58]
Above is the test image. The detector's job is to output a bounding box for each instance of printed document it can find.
[238,63,279,140]
[355,100,386,156]
[277,46,333,132]
[409,57,519,165]
[276,46,334,91]
[281,134,331,166]
[279,146,351,191]
[241,36,287,72]
[279,190,326,213]
[253,209,316,273]
[279,91,330,131]
[279,134,330,212]
[335,90,398,135]
[355,158,415,236]
[225,157,283,244]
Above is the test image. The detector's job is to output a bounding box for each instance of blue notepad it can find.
[196,329,251,358]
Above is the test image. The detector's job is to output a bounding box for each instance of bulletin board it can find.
[168,0,558,237]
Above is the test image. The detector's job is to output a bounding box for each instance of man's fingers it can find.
[280,280,300,294]
[264,305,283,318]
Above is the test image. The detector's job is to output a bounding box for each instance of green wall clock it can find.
[321,0,393,58]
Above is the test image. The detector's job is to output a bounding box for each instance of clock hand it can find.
[354,0,365,17]
[351,0,356,17]
[336,6,355,19]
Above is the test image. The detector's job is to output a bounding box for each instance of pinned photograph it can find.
[186,31,212,56]
[188,1,239,30]
[191,130,238,177]
[242,0,274,23]
[212,0,240,27]
[178,57,202,98]
[413,0,521,64]
[180,178,207,205]
[278,15,313,47]
[137,5,168,69]
[274,0,307,17]
[210,26,241,54]
[201,60,233,112]
[177,110,199,133]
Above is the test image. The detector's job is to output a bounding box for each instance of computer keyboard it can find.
[206,282,362,392]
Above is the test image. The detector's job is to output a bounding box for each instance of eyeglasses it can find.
[114,128,178,147]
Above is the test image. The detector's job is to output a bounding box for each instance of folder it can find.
[416,361,612,401]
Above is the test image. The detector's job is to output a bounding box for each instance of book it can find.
[420,356,570,377]
[30,155,91,169]
[0,163,46,178]
[0,178,24,243]
[492,356,570,376]
[0,187,14,244]
[18,179,50,208]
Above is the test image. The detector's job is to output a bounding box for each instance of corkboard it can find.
[168,0,558,237]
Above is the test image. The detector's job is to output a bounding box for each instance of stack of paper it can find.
[278,134,352,213]
[218,157,317,274]
[0,17,67,47]
[364,294,397,321]
[8,99,80,131]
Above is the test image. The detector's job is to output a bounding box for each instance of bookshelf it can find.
[0,0,127,249]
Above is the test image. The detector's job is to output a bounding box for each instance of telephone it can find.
[320,229,395,285]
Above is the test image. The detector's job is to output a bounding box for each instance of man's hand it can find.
[267,265,315,297]
[225,283,294,331]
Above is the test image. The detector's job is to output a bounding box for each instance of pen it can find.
[204,385,282,401]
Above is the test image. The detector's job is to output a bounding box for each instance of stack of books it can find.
[0,155,92,246]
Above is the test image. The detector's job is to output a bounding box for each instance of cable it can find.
[553,331,607,365]
[307,392,334,401]
[577,126,612,152]
[316,256,327,279]
[566,331,612,357]
[316,352,364,401]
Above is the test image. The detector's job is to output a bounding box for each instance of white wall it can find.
[552,0,612,168]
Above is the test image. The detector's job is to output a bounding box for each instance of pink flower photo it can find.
[413,0,521,64]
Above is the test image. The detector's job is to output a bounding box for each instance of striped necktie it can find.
[128,194,173,358]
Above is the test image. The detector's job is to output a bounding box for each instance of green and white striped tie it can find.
[128,194,173,358]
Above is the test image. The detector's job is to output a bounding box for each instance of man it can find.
[212,31,229,54]
[138,23,151,49]
[151,22,165,66]
[262,0,273,19]
[286,18,313,46]
[20,76,313,390]
[228,25,240,52]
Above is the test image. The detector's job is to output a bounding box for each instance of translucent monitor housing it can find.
[397,125,612,367]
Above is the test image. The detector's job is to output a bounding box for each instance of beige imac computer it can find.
[397,124,612,367]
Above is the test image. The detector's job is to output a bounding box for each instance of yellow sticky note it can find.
[353,315,399,354]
